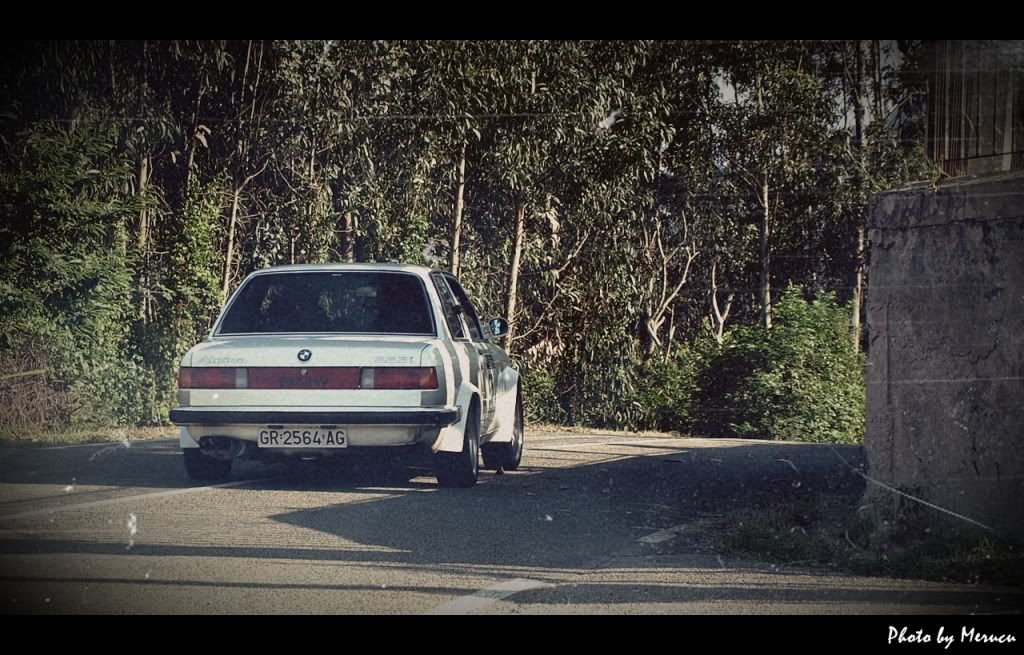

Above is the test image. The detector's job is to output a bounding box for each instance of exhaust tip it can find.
[198,436,245,460]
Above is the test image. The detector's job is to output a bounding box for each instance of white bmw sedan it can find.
[170,264,523,487]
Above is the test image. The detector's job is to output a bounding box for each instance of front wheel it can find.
[433,405,480,488]
[183,448,233,481]
[481,390,524,472]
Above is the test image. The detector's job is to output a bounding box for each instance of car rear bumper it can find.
[169,406,460,427]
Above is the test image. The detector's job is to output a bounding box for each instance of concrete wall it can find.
[864,170,1024,541]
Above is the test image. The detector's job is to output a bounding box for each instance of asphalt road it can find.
[0,432,1020,615]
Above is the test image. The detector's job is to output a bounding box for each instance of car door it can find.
[439,274,499,433]
[430,273,491,430]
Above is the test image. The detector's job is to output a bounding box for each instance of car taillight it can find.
[178,367,237,389]
[362,367,439,390]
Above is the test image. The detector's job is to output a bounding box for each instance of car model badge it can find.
[297,349,312,362]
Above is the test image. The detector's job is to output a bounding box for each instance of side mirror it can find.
[488,317,510,338]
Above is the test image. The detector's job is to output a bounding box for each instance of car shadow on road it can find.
[0,438,437,492]
[2,437,1020,613]
[266,440,872,568]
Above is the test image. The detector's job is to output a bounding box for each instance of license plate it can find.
[257,428,347,448]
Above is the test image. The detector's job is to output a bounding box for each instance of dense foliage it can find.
[693,286,866,442]
[0,40,935,440]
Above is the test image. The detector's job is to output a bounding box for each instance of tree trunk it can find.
[851,40,868,353]
[664,307,676,364]
[853,40,867,148]
[641,310,659,361]
[135,155,150,254]
[220,40,262,303]
[182,74,205,199]
[450,141,467,276]
[709,258,734,347]
[759,175,772,331]
[754,71,772,331]
[109,41,117,97]
[222,189,241,302]
[134,41,152,324]
[184,137,197,194]
[852,224,865,353]
[872,40,884,119]
[135,154,150,322]
[505,198,526,345]
[340,212,355,262]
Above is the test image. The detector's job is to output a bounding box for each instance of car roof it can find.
[247,263,450,277]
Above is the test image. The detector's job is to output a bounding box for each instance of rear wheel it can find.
[433,405,480,488]
[482,390,524,472]
[183,448,233,481]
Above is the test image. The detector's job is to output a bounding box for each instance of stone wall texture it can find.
[864,171,1024,540]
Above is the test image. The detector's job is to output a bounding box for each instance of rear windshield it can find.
[217,272,435,335]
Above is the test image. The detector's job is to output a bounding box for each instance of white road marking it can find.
[638,524,687,544]
[0,478,272,522]
[424,578,552,615]
[774,458,800,474]
[38,438,176,451]
[37,442,125,451]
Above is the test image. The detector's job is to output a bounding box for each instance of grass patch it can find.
[713,499,1024,588]
[848,532,1024,588]
[0,425,175,447]
[528,422,681,438]
[721,505,843,566]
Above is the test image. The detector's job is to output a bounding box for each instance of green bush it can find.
[694,285,865,443]
[140,182,225,422]
[633,343,710,432]
[0,115,159,429]
[520,364,564,425]
[521,288,865,444]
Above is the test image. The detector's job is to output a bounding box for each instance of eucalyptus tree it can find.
[830,40,933,352]
[713,40,840,330]
[314,40,441,266]
[398,41,505,276]
[587,41,729,360]
[210,40,274,302]
[461,41,609,347]
[491,40,694,421]
[253,40,371,268]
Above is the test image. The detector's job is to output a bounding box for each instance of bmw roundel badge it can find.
[297,349,312,362]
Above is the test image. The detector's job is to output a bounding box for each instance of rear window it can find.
[217,272,435,335]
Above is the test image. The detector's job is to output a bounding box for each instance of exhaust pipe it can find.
[198,436,246,460]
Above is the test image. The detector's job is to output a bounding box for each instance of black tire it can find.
[481,390,524,472]
[433,405,480,488]
[183,448,233,481]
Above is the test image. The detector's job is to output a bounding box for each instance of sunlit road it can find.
[0,432,1020,614]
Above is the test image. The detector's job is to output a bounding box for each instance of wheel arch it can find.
[432,381,481,453]
[486,366,522,444]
